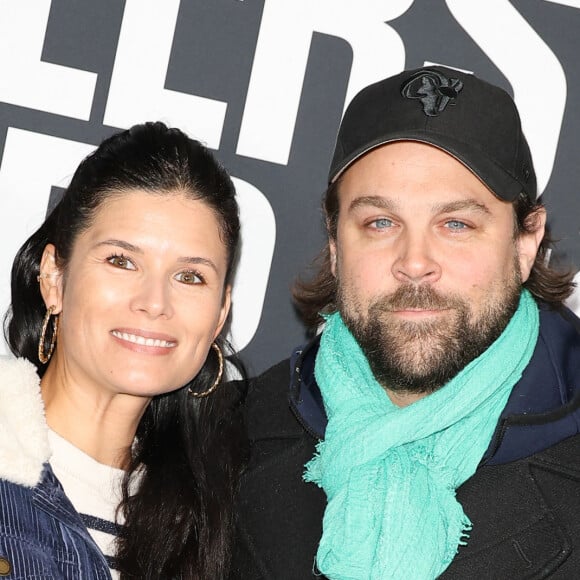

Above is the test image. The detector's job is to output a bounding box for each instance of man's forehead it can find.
[335,141,510,212]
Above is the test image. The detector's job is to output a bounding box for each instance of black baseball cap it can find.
[329,66,537,202]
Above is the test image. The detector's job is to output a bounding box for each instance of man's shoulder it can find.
[244,358,305,441]
[443,434,580,578]
[250,358,292,394]
[234,358,325,580]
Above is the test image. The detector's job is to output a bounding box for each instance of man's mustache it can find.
[373,284,462,312]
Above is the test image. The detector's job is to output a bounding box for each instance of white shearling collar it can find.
[0,356,51,487]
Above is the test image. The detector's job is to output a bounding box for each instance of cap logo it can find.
[401,70,463,117]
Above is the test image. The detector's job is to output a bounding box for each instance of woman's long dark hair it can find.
[4,122,246,578]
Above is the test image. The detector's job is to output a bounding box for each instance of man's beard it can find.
[338,264,522,395]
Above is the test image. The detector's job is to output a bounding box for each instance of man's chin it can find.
[372,343,461,393]
[379,313,452,342]
[355,314,469,392]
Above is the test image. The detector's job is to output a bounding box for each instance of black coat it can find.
[232,306,580,579]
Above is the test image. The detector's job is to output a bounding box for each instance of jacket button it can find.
[0,557,11,576]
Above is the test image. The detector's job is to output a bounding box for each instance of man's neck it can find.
[386,389,428,408]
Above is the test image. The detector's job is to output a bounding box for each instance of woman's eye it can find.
[369,218,393,230]
[107,254,135,269]
[175,270,204,285]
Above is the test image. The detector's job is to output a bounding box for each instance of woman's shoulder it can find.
[0,356,50,488]
[0,464,112,579]
[0,355,39,386]
[0,465,61,555]
[0,509,62,579]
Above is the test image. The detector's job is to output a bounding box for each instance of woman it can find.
[0,122,246,579]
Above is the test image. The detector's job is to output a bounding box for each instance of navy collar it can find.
[289,305,580,465]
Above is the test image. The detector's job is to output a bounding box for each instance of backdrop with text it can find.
[1,0,579,375]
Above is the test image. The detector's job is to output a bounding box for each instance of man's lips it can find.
[110,328,178,349]
[389,308,449,317]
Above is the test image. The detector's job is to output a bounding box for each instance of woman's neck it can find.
[40,357,149,469]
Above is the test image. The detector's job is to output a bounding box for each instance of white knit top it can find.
[48,429,125,579]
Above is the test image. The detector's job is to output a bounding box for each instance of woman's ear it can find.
[213,284,232,340]
[38,244,64,314]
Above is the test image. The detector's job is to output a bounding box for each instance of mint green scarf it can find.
[304,290,539,579]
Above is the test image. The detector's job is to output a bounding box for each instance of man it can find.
[232,66,580,579]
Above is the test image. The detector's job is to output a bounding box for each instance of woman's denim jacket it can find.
[0,357,111,579]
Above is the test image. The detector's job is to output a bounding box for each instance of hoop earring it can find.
[189,342,224,398]
[38,305,59,364]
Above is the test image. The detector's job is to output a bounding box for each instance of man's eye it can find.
[175,270,204,285]
[370,218,393,229]
[445,220,468,230]
[107,254,135,269]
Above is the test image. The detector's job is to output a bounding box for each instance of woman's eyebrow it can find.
[95,239,142,253]
[177,256,218,273]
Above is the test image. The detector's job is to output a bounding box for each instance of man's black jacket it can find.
[231,305,580,579]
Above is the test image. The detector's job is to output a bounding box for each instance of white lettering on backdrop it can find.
[0,1,96,119]
[236,0,413,165]
[103,0,228,149]
[447,0,566,195]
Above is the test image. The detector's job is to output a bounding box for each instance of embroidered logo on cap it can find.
[401,70,463,117]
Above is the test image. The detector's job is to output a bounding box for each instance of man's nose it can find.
[391,231,442,285]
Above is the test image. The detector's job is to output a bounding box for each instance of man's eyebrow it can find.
[348,195,398,213]
[348,196,492,217]
[431,199,492,215]
[95,239,219,272]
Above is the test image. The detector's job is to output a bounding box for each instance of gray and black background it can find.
[1,0,579,375]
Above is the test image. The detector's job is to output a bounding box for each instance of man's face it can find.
[331,142,543,401]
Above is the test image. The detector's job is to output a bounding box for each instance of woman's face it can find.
[40,190,231,399]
